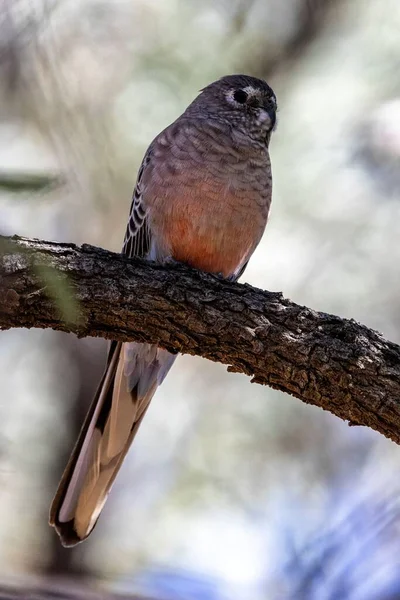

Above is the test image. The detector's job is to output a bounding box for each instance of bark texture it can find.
[1,235,400,443]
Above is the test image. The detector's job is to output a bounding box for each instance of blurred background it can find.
[0,0,400,598]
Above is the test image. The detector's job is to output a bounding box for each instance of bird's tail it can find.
[49,341,176,547]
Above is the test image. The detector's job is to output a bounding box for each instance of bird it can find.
[49,74,277,546]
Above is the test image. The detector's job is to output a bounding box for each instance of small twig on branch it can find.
[1,234,400,444]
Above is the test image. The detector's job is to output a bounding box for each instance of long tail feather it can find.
[49,341,175,546]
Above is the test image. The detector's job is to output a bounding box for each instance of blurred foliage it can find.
[0,0,400,599]
[0,171,60,192]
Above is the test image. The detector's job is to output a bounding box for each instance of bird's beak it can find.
[265,105,276,130]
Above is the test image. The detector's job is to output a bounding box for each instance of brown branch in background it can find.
[278,0,340,66]
[253,0,347,79]
[0,581,146,600]
[1,235,400,445]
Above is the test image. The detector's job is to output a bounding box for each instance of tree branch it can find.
[1,235,400,444]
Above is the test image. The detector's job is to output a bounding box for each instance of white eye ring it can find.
[226,85,257,105]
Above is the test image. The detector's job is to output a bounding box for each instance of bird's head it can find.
[186,74,277,145]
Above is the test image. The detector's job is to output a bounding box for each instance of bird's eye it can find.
[233,89,248,104]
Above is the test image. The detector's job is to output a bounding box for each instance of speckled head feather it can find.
[201,74,276,102]
[184,74,277,143]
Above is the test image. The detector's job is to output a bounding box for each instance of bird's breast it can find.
[145,119,272,277]
[149,175,270,277]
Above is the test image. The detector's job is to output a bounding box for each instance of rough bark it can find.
[1,235,400,444]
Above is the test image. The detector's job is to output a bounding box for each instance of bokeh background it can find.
[1,0,400,598]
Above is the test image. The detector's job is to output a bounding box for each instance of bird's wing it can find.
[122,151,152,258]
